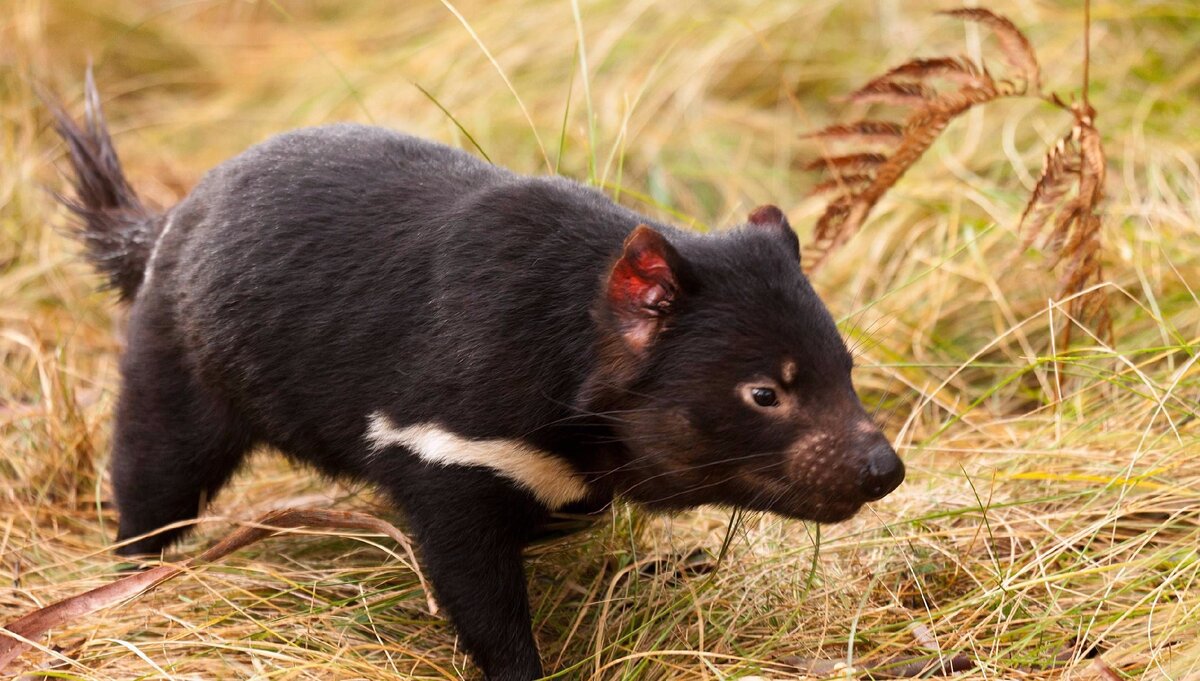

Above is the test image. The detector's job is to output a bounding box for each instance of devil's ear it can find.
[606,225,683,353]
[747,204,800,262]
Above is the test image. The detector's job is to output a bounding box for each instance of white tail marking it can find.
[140,212,176,293]
[364,413,590,509]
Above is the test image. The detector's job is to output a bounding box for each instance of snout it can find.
[859,442,905,501]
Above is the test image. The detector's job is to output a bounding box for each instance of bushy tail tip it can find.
[47,69,160,302]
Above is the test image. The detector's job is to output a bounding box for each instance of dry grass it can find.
[2,0,1199,679]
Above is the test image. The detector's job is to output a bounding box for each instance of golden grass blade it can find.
[410,81,494,164]
[437,0,551,172]
[0,509,430,673]
[263,0,377,124]
[569,0,598,182]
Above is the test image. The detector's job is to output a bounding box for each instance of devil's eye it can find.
[751,387,779,407]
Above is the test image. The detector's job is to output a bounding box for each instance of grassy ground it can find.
[2,0,1199,678]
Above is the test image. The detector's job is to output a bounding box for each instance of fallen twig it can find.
[783,651,974,679]
[782,624,1107,679]
[0,508,433,673]
[783,642,1111,679]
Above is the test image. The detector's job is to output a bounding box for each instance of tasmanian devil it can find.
[49,75,904,680]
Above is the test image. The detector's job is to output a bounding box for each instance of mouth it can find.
[738,473,865,523]
[803,498,863,523]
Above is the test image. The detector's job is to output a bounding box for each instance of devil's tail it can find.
[47,69,161,302]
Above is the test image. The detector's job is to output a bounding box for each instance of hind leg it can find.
[110,318,253,556]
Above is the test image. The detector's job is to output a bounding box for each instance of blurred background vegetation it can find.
[2,0,1199,678]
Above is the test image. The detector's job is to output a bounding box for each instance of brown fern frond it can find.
[1044,197,1084,268]
[846,81,936,107]
[804,121,904,146]
[924,82,1004,114]
[1055,110,1107,334]
[1076,113,1105,205]
[812,196,853,251]
[804,153,888,174]
[1059,213,1101,274]
[806,84,1002,269]
[865,111,954,195]
[1019,135,1081,247]
[1019,106,1108,343]
[1056,187,1099,259]
[1056,228,1100,299]
[1049,92,1073,110]
[872,56,991,88]
[811,174,874,195]
[940,8,1041,90]
[810,198,873,265]
[804,7,1108,344]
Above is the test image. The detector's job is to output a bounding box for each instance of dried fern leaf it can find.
[808,200,872,270]
[0,509,435,672]
[1061,114,1109,334]
[1019,135,1081,247]
[802,7,1108,342]
[805,153,888,174]
[846,81,935,107]
[811,196,855,252]
[883,112,953,176]
[1076,118,1106,206]
[811,174,874,195]
[1056,235,1101,299]
[1057,208,1101,271]
[1044,198,1083,268]
[867,86,998,198]
[1043,116,1106,298]
[874,56,991,88]
[806,85,1003,270]
[805,121,904,146]
[1081,285,1113,340]
[940,8,1041,91]
[926,82,1004,115]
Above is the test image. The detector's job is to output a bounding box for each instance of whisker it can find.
[635,459,785,506]
[616,450,785,496]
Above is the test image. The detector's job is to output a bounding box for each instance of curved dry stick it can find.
[784,652,974,679]
[0,508,433,673]
[783,635,1111,679]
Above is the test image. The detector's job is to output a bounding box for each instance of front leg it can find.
[390,466,548,681]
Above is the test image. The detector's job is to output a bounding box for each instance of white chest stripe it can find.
[364,413,590,509]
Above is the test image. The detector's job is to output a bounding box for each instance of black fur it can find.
[52,77,904,681]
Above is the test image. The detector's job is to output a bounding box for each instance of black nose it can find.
[860,443,905,501]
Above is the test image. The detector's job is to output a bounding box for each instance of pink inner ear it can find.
[748,204,787,227]
[606,226,680,352]
[609,249,672,312]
